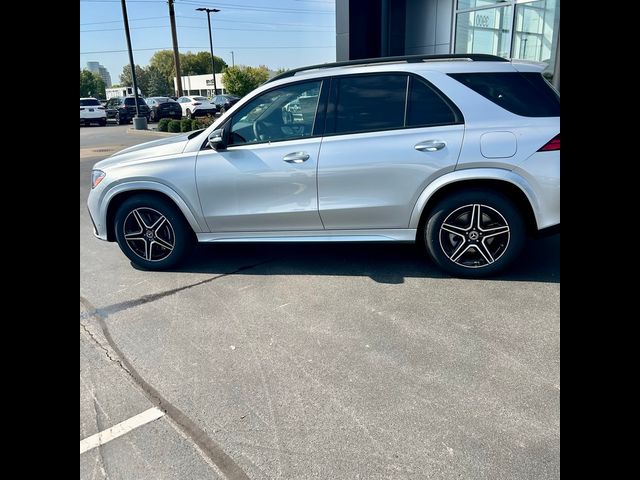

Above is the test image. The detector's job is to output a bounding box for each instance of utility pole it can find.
[168,0,183,97]
[120,0,146,129]
[231,50,234,67]
[196,7,220,96]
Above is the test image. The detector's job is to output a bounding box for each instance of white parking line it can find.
[80,407,165,454]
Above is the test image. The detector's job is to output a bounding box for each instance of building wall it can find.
[405,0,453,55]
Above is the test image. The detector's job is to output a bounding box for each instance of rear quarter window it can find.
[448,72,559,117]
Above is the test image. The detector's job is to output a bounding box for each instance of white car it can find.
[176,96,217,119]
[80,97,107,126]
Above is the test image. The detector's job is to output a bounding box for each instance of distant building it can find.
[86,61,112,88]
[173,73,227,97]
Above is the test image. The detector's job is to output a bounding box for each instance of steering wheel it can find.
[253,120,269,141]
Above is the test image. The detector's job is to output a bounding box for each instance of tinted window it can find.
[193,96,208,101]
[406,77,460,127]
[229,80,322,145]
[124,97,147,106]
[80,99,101,106]
[448,72,560,117]
[333,74,406,135]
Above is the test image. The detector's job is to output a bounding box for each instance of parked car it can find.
[176,96,217,119]
[80,97,106,126]
[210,94,240,114]
[145,97,183,122]
[87,53,560,277]
[105,96,151,124]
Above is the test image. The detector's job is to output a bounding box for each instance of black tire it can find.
[423,189,525,278]
[150,110,157,122]
[114,194,194,270]
[116,112,125,125]
[99,118,107,126]
[186,109,192,120]
[219,106,226,115]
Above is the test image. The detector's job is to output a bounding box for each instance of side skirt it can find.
[196,229,417,243]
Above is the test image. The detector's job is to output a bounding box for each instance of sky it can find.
[80,0,336,83]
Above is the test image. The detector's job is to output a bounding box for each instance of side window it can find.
[406,77,460,127]
[332,74,407,135]
[228,80,322,146]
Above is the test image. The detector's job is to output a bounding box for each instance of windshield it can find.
[80,99,101,106]
[193,96,208,102]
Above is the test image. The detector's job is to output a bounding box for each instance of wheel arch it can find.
[103,183,204,242]
[411,169,540,239]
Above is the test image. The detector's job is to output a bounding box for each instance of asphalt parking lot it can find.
[80,126,560,479]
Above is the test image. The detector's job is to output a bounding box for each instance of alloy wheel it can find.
[439,203,510,268]
[123,207,175,261]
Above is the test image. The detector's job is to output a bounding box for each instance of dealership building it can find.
[336,0,559,89]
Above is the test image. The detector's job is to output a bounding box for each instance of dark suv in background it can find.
[105,96,151,124]
[211,94,240,114]
[145,97,183,122]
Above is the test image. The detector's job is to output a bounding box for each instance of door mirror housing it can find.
[208,128,226,150]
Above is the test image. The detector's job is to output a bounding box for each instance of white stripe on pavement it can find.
[80,407,165,454]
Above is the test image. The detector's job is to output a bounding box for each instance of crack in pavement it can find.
[79,262,274,480]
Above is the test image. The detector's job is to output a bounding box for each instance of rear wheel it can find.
[219,106,226,115]
[150,110,157,122]
[114,195,193,270]
[116,112,126,125]
[186,109,193,120]
[423,190,525,278]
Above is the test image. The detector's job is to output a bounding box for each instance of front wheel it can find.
[423,190,525,278]
[186,109,192,120]
[114,195,193,270]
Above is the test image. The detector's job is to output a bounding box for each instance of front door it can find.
[196,79,325,232]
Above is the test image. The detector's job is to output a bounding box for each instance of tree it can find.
[80,69,106,98]
[222,65,270,97]
[149,50,176,88]
[181,51,227,76]
[119,64,149,95]
[149,49,227,88]
[145,66,172,97]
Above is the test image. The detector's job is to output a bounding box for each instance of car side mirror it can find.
[208,128,226,150]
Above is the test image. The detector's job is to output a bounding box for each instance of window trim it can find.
[323,71,464,138]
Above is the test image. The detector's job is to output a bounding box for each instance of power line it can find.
[80,15,333,28]
[80,45,335,54]
[177,1,334,14]
[81,24,334,33]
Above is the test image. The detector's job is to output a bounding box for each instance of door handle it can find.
[415,140,446,152]
[283,152,310,163]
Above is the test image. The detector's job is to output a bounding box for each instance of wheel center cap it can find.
[145,230,154,239]
[469,231,479,241]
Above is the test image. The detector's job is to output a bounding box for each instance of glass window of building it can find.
[455,1,559,80]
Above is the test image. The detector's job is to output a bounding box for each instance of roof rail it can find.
[266,53,508,83]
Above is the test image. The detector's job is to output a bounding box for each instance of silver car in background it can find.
[87,54,559,277]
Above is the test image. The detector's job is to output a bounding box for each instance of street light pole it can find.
[196,7,220,96]
[231,50,234,67]
[120,0,146,129]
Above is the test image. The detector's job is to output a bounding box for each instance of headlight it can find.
[91,170,106,189]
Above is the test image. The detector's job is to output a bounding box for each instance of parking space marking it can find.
[80,407,165,454]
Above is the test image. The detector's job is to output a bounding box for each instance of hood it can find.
[93,132,192,170]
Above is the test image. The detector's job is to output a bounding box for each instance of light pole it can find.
[196,7,220,96]
[120,0,146,129]
[230,50,234,67]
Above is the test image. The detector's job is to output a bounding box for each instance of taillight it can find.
[538,134,560,151]
[192,102,201,106]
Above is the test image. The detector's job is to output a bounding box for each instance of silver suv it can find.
[87,54,559,277]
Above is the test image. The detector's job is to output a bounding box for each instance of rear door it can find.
[317,73,465,229]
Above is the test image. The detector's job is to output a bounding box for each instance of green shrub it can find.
[180,119,192,132]
[168,120,181,133]
[191,120,200,131]
[158,118,171,132]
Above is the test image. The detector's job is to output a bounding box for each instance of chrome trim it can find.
[196,229,417,243]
